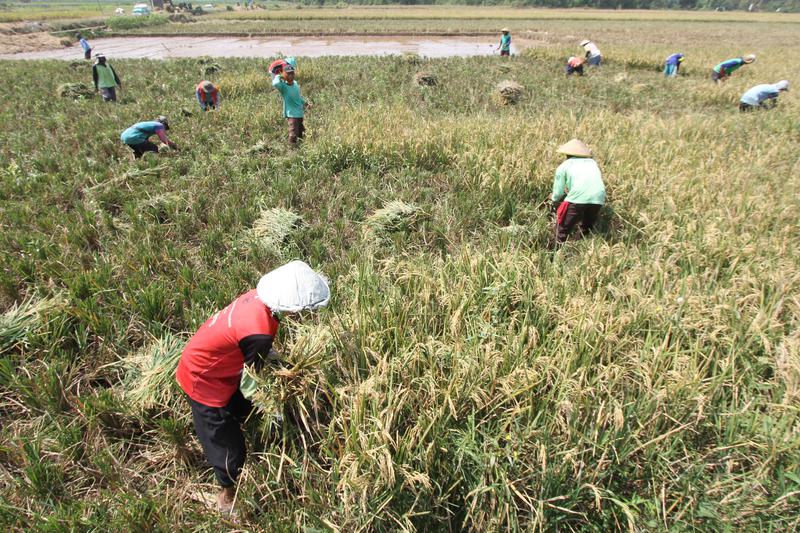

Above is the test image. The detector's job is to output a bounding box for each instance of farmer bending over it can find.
[664,53,684,77]
[92,54,121,102]
[176,261,330,514]
[120,116,177,159]
[565,56,585,76]
[739,80,789,111]
[551,139,606,244]
[499,28,511,57]
[272,63,309,145]
[580,40,602,67]
[196,80,220,111]
[77,33,92,60]
[711,54,755,83]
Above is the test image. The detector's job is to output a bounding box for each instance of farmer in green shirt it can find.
[711,54,755,83]
[271,63,309,145]
[551,139,606,244]
[92,54,122,102]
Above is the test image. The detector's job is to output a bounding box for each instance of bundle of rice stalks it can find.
[56,82,93,99]
[245,140,272,155]
[121,332,185,412]
[364,200,422,239]
[180,107,193,117]
[197,56,222,75]
[251,207,303,254]
[242,324,334,436]
[0,295,65,355]
[217,72,270,98]
[414,72,438,87]
[400,53,422,66]
[494,80,524,105]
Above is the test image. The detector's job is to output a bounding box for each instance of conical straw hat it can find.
[557,139,592,157]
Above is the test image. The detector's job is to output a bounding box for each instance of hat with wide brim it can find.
[580,39,591,46]
[501,28,510,32]
[256,260,330,313]
[557,138,592,157]
[201,80,214,93]
[743,54,756,63]
[776,79,789,91]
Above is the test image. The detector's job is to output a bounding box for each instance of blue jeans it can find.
[587,54,602,66]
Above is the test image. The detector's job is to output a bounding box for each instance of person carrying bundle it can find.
[271,62,309,145]
[120,116,177,159]
[175,260,330,514]
[550,139,606,244]
[711,54,755,83]
[499,28,511,57]
[268,56,297,77]
[195,80,220,111]
[580,39,602,67]
[663,53,684,77]
[739,80,789,111]
[92,54,122,102]
[565,56,585,76]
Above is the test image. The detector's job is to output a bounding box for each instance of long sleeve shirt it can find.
[92,63,121,89]
[79,38,91,52]
[740,84,781,106]
[551,157,606,205]
[713,58,744,76]
[583,42,601,59]
[272,76,305,118]
[665,53,683,66]
[120,121,170,145]
[195,85,220,109]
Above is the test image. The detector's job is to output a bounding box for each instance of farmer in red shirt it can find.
[176,260,330,513]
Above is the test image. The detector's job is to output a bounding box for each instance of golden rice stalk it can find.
[121,333,185,412]
[364,200,421,239]
[251,207,303,254]
[0,294,65,355]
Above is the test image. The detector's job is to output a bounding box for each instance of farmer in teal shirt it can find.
[550,139,606,244]
[120,116,177,159]
[711,54,755,83]
[499,28,511,57]
[271,63,309,145]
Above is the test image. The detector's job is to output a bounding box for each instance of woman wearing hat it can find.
[195,80,220,111]
[176,260,330,514]
[499,29,511,57]
[580,39,602,67]
[663,52,685,78]
[711,54,755,83]
[739,80,789,111]
[551,139,606,244]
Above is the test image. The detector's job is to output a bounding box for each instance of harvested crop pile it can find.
[56,82,94,99]
[198,56,222,75]
[245,140,273,155]
[0,295,65,355]
[364,200,421,238]
[494,80,524,105]
[120,332,185,412]
[414,72,437,86]
[252,207,302,254]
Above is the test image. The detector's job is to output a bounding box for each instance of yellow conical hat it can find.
[557,138,592,157]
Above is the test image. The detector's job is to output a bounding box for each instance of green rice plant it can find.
[120,332,185,412]
[56,83,94,100]
[217,72,270,99]
[250,206,303,255]
[106,14,168,31]
[0,295,65,355]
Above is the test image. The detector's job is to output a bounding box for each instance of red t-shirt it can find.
[176,289,279,407]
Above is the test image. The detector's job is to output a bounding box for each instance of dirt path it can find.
[0,23,65,54]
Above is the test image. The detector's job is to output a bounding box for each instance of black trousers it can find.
[128,141,158,159]
[556,202,602,243]
[188,389,253,487]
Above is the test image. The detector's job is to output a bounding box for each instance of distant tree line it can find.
[296,0,798,11]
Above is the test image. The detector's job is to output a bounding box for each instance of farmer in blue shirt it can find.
[120,116,178,159]
[739,80,789,111]
[272,63,309,145]
[77,33,91,60]
[499,29,511,57]
[663,53,684,77]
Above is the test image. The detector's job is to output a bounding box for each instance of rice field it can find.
[1,12,799,531]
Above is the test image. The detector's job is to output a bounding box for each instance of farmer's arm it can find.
[111,66,121,87]
[272,76,285,92]
[196,89,205,109]
[213,90,219,107]
[155,126,176,148]
[92,65,99,90]
[551,165,567,203]
[239,334,275,371]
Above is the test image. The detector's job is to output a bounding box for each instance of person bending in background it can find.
[580,39,602,67]
[92,54,121,102]
[499,28,511,57]
[196,80,220,111]
[77,33,91,60]
[271,63,309,145]
[176,261,330,514]
[120,116,177,159]
[550,139,606,245]
[711,54,755,83]
[739,80,789,111]
[565,56,585,76]
[664,53,684,77]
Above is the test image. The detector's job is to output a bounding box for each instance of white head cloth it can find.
[256,260,330,313]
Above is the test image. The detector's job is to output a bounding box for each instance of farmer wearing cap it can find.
[739,80,789,111]
[92,54,121,102]
[711,55,755,83]
[499,29,511,57]
[272,62,309,145]
[551,139,606,244]
[120,116,177,159]
[580,40,602,67]
[565,56,585,76]
[77,33,91,60]
[268,56,297,77]
[664,53,684,77]
[196,80,220,111]
[176,260,330,514]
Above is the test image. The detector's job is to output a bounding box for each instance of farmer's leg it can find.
[578,204,602,236]
[85,49,91,60]
[100,87,117,102]
[188,396,247,488]
[226,389,254,424]
[556,203,581,243]
[297,118,305,141]
[129,141,159,159]
[287,118,298,144]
